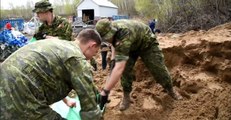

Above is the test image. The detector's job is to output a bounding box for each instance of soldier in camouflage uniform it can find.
[33,1,72,41]
[96,19,183,111]
[32,1,98,71]
[0,29,102,120]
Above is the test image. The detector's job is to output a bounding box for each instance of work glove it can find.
[33,32,47,40]
[99,95,109,110]
[96,89,110,110]
[92,63,97,71]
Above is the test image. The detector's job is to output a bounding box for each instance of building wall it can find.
[77,0,99,18]
[98,7,118,18]
[77,0,118,19]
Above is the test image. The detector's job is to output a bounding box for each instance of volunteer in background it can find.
[5,22,12,30]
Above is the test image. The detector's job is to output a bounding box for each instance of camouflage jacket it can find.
[34,15,73,41]
[111,20,159,61]
[0,39,101,120]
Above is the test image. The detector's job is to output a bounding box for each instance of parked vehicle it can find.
[72,20,95,34]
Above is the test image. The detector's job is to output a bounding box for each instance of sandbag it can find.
[50,97,81,120]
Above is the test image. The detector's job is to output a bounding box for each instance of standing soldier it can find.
[96,19,182,111]
[33,0,73,41]
[32,1,99,72]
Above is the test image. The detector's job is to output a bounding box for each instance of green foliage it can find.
[134,0,155,18]
[134,0,231,32]
[2,0,230,32]
[1,0,80,20]
[110,0,137,16]
[1,1,34,19]
[53,0,80,15]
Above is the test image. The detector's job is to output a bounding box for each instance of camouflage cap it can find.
[95,19,117,43]
[32,1,53,13]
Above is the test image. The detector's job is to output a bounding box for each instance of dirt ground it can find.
[93,22,231,120]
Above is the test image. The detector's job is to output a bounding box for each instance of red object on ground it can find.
[5,22,12,30]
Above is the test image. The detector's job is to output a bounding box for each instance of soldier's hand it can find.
[63,98,76,108]
[46,36,58,39]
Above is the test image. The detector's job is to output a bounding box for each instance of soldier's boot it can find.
[119,92,131,111]
[167,88,183,100]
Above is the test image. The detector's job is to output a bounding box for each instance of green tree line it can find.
[111,0,231,32]
[0,0,80,20]
[1,0,231,32]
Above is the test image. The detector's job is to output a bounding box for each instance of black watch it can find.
[102,88,110,95]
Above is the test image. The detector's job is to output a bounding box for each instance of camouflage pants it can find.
[121,43,173,93]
